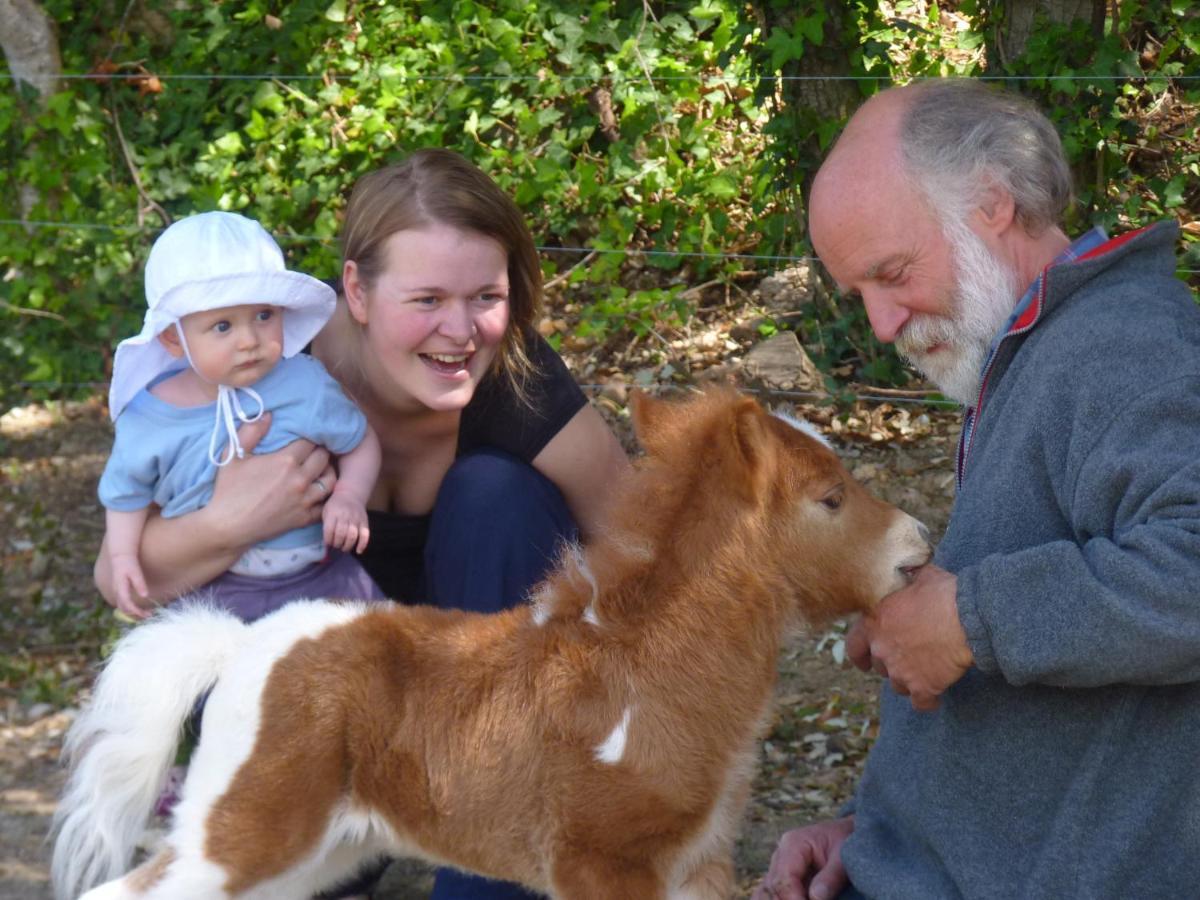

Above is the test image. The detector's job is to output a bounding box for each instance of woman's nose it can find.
[437,301,475,341]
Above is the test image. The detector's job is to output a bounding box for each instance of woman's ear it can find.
[343,260,369,325]
[158,325,186,358]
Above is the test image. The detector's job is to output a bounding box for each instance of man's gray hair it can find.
[898,79,1073,234]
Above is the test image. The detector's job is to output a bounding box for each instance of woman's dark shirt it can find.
[356,333,586,601]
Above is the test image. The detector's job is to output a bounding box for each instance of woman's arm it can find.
[94,414,335,607]
[532,403,630,540]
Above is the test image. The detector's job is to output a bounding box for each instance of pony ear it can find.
[719,396,777,503]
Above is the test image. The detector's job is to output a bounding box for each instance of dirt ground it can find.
[0,392,958,900]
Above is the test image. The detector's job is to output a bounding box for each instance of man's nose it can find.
[862,292,911,344]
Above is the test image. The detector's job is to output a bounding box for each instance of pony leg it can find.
[669,855,735,899]
[552,855,665,900]
[77,854,225,900]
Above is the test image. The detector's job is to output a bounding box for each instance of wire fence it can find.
[4,72,1199,84]
[2,380,947,411]
[3,61,1198,398]
[3,218,1196,272]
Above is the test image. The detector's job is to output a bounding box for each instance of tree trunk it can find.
[0,0,62,220]
[0,0,60,101]
[747,3,862,228]
[988,0,1105,68]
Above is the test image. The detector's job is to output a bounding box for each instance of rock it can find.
[742,331,826,394]
[756,263,818,312]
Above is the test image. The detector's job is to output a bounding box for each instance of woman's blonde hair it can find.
[340,148,542,400]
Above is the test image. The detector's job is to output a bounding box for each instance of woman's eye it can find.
[415,296,439,306]
[477,293,506,304]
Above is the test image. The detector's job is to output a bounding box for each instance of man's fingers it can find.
[911,691,942,712]
[808,858,849,900]
[846,618,873,672]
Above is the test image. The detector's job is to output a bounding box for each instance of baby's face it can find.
[179,304,284,387]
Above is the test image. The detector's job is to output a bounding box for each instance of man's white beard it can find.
[896,222,1021,406]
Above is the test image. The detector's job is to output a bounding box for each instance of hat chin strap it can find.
[174,321,266,467]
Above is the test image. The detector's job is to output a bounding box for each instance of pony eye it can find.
[820,489,844,511]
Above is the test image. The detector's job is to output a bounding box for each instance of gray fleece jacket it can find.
[841,221,1200,899]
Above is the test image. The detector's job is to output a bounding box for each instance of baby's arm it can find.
[322,424,381,554]
[105,507,152,619]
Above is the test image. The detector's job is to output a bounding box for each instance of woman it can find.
[94,149,630,899]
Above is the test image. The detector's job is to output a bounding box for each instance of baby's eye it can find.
[213,321,231,333]
[256,309,274,322]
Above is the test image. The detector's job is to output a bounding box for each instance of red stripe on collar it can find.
[1077,225,1151,262]
[1005,226,1146,336]
[1009,291,1042,333]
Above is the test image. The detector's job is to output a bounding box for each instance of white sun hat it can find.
[108,211,336,422]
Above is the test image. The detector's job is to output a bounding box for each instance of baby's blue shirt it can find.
[98,354,366,551]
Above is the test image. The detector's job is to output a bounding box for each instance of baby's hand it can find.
[322,491,370,554]
[110,553,151,620]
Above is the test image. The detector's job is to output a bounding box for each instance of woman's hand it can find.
[206,413,335,548]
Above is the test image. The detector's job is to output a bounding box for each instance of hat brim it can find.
[108,273,336,420]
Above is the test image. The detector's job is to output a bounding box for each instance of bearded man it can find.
[755,79,1200,900]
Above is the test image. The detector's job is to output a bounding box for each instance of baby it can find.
[99,211,383,621]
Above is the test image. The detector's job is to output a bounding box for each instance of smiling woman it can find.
[92,150,630,900]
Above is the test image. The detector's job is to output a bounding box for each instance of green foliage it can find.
[1,1,1198,410]
[983,0,1200,239]
[0,0,770,409]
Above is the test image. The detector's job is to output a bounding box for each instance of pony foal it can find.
[53,389,931,900]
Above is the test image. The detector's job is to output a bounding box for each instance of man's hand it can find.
[847,564,972,710]
[752,817,855,900]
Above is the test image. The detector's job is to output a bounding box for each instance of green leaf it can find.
[705,175,738,200]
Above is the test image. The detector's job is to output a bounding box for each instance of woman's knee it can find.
[425,450,578,613]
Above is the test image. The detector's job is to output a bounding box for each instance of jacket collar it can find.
[955,222,1175,487]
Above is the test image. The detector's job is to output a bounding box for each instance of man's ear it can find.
[158,325,185,358]
[343,260,369,325]
[971,183,1017,238]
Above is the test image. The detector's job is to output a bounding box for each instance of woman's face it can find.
[344,223,511,413]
